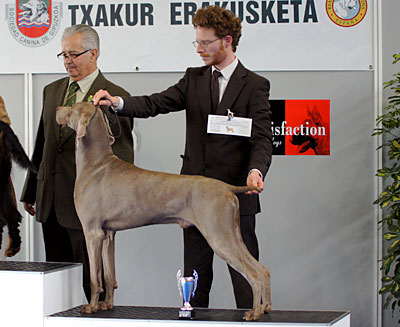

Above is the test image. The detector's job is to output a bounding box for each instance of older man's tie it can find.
[60,81,79,140]
[211,70,222,114]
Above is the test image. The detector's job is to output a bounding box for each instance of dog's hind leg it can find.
[235,242,271,319]
[229,208,271,317]
[261,265,271,314]
[208,236,265,320]
[99,230,117,311]
[228,218,271,316]
[81,228,105,313]
[199,203,270,321]
[229,223,271,319]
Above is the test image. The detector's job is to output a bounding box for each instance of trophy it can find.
[177,269,198,319]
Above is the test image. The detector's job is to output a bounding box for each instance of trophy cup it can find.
[177,269,198,319]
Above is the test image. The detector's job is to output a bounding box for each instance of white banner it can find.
[1,0,372,73]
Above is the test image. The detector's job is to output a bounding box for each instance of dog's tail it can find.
[0,121,37,173]
[0,132,12,206]
[0,133,23,257]
[229,185,262,194]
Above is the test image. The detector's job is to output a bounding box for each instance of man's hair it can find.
[192,6,242,52]
[62,24,100,58]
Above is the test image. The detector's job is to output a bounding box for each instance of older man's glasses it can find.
[192,38,220,48]
[57,49,92,61]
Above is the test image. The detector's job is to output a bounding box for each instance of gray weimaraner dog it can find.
[55,102,271,321]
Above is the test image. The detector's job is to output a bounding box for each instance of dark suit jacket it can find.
[121,61,272,215]
[21,72,134,229]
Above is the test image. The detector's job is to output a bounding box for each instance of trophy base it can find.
[179,310,195,319]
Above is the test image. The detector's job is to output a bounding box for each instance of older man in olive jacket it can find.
[21,25,134,302]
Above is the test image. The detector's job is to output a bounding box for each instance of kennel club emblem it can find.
[326,0,367,27]
[6,0,61,47]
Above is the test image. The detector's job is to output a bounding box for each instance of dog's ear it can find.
[307,105,323,125]
[55,105,71,125]
[75,115,90,147]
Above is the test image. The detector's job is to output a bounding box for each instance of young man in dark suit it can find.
[93,6,272,309]
[21,24,134,302]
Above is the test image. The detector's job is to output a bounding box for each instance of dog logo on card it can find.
[6,0,61,47]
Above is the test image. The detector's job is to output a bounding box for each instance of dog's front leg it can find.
[81,228,105,313]
[261,267,272,314]
[99,230,117,311]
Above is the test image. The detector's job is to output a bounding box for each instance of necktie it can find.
[211,70,222,114]
[60,82,79,139]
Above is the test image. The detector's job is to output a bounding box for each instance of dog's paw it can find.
[243,308,261,321]
[81,304,98,314]
[263,302,272,313]
[5,236,21,257]
[98,301,113,311]
[5,245,21,257]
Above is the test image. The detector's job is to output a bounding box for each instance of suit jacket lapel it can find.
[85,71,107,101]
[217,61,247,115]
[197,66,212,122]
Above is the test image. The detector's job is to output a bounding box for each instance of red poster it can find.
[284,100,330,155]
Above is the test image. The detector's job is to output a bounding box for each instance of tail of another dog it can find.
[0,121,36,173]
[0,130,23,256]
[230,185,262,194]
[0,131,13,206]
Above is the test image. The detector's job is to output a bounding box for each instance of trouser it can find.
[183,214,259,309]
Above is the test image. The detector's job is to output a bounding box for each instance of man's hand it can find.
[93,89,120,107]
[246,170,264,194]
[24,202,36,216]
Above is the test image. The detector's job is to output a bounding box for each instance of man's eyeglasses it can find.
[192,39,220,48]
[57,49,92,61]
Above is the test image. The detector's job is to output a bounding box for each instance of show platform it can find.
[0,260,82,327]
[46,306,350,327]
[0,261,350,327]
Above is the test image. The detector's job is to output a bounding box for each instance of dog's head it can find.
[344,0,357,9]
[35,0,48,17]
[20,0,36,14]
[290,104,330,155]
[56,102,115,147]
[20,0,47,20]
[0,96,11,126]
[290,127,316,153]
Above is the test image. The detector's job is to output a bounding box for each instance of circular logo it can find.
[326,0,367,27]
[7,0,61,47]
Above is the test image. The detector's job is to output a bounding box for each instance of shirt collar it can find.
[212,57,238,81]
[69,69,99,94]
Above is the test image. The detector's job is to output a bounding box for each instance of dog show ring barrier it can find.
[0,260,350,327]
